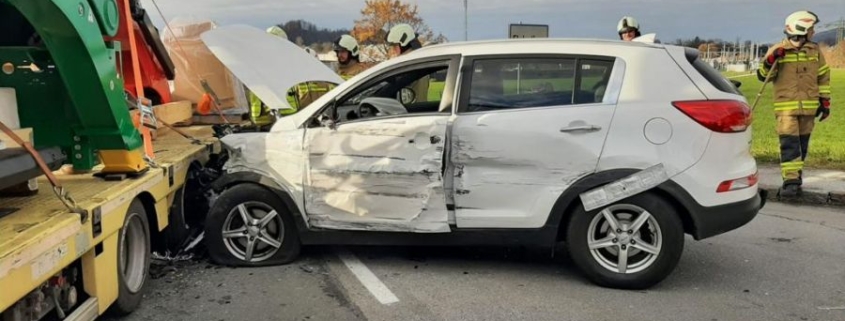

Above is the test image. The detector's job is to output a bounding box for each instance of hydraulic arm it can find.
[0,0,147,173]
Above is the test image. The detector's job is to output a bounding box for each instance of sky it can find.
[140,0,845,44]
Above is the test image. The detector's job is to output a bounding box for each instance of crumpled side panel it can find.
[304,117,450,233]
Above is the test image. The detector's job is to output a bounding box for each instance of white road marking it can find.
[336,248,400,305]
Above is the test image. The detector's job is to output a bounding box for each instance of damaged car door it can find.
[303,56,459,233]
[451,56,622,228]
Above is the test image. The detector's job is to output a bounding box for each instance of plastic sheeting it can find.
[162,17,247,114]
[200,25,343,112]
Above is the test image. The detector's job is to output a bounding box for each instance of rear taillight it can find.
[717,171,759,193]
[672,100,751,133]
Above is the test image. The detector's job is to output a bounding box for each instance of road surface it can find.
[113,202,845,321]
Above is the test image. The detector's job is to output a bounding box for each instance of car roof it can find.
[409,38,667,57]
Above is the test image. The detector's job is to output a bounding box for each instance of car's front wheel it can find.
[205,184,301,266]
[566,192,684,289]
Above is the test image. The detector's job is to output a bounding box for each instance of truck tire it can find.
[111,199,151,315]
[205,184,300,266]
[566,192,684,290]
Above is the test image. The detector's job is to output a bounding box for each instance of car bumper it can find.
[688,189,766,240]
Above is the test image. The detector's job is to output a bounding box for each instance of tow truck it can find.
[0,0,221,319]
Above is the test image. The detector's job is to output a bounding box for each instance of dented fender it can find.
[207,170,310,230]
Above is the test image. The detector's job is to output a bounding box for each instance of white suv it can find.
[199,25,766,289]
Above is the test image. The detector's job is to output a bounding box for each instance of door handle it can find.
[560,125,602,133]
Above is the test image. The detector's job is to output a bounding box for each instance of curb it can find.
[759,184,845,207]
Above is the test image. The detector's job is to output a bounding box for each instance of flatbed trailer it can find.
[0,127,218,320]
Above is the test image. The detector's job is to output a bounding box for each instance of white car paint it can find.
[209,26,758,233]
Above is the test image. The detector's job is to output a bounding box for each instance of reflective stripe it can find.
[781,161,804,176]
[773,100,820,111]
[820,85,832,94]
[759,63,771,74]
[779,52,818,63]
[819,64,830,76]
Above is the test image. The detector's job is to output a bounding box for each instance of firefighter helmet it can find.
[387,24,417,47]
[617,16,640,34]
[266,25,288,40]
[784,11,818,36]
[334,35,359,57]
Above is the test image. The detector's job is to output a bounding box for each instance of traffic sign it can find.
[509,24,549,38]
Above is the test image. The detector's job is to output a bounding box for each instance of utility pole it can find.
[464,0,468,41]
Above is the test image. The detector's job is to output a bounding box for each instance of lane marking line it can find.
[336,248,400,305]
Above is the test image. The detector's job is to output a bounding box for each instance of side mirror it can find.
[398,87,416,105]
[730,79,742,89]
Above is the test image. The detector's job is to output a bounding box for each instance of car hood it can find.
[201,24,343,111]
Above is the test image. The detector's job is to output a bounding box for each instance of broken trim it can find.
[579,163,670,211]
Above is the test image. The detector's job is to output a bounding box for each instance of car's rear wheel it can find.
[566,192,684,289]
[205,184,300,266]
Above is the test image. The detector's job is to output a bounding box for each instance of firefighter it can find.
[617,16,641,41]
[266,25,288,39]
[386,24,428,103]
[386,23,422,57]
[757,10,831,197]
[248,26,292,129]
[334,34,369,79]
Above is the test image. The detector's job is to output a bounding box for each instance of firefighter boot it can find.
[780,183,801,198]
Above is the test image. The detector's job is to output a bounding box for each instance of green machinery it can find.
[0,0,146,172]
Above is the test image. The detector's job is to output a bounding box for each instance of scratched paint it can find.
[303,116,450,232]
[220,130,308,223]
[449,107,614,229]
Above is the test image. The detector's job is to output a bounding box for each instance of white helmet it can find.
[387,23,416,47]
[334,34,359,57]
[784,11,819,36]
[304,47,318,59]
[266,25,288,40]
[617,16,639,34]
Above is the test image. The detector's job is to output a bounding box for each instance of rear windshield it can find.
[684,48,742,96]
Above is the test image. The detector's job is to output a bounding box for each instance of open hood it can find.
[201,24,343,111]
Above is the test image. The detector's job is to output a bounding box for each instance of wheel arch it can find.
[549,169,697,242]
[207,171,308,231]
[134,192,160,249]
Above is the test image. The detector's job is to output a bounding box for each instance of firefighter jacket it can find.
[758,39,831,116]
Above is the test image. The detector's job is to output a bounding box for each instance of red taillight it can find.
[717,171,759,193]
[672,100,751,133]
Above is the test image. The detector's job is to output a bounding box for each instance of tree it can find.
[352,0,447,61]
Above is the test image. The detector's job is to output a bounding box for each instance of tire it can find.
[111,199,151,315]
[162,167,208,252]
[204,184,301,266]
[566,192,684,290]
[161,184,190,251]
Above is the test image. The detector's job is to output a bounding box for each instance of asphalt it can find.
[106,251,365,321]
[758,164,845,206]
[115,202,845,321]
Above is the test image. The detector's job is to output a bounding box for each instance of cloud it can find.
[141,0,845,43]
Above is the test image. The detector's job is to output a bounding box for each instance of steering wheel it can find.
[357,103,379,119]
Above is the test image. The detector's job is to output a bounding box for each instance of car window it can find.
[465,58,575,112]
[464,57,616,112]
[329,63,449,123]
[576,59,615,104]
